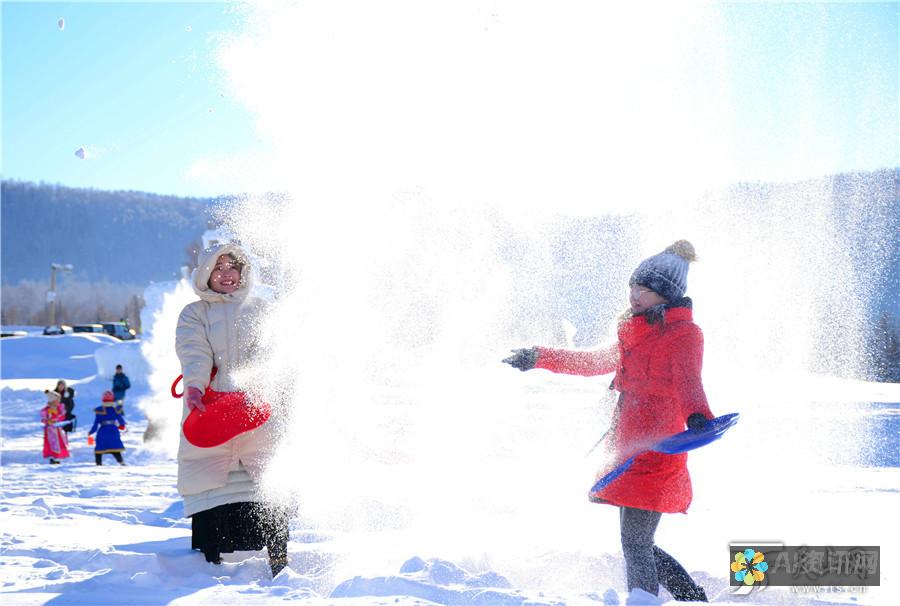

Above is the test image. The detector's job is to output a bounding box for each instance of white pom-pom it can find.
[665,239,696,262]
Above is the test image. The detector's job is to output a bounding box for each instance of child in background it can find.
[41,390,70,464]
[88,391,127,465]
[60,385,77,433]
[112,364,131,415]
[503,240,713,603]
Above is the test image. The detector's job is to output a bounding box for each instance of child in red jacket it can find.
[504,240,712,603]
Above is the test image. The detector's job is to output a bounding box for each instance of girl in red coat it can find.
[504,240,712,603]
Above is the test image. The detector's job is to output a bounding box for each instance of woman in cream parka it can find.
[175,242,289,576]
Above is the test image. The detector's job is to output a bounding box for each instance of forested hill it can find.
[1,181,216,284]
[3,171,898,299]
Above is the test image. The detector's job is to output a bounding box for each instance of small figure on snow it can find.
[88,391,127,466]
[503,240,713,602]
[55,380,77,433]
[112,364,130,415]
[41,390,70,464]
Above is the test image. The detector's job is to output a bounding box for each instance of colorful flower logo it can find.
[732,548,768,585]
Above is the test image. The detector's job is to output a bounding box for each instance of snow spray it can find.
[158,0,896,594]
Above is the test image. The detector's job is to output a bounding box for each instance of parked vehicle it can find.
[73,324,104,334]
[101,322,136,340]
[43,325,73,336]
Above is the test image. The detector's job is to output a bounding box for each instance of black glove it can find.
[687,413,708,432]
[502,347,539,371]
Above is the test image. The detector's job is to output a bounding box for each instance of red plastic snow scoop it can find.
[171,369,271,448]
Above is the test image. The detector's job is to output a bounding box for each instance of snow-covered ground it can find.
[1,328,897,605]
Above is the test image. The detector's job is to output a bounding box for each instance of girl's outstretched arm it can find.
[535,344,618,377]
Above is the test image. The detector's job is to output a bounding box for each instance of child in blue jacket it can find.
[112,364,131,415]
[88,391,127,465]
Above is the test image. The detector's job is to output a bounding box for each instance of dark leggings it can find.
[95,452,124,465]
[620,506,707,601]
[192,502,289,574]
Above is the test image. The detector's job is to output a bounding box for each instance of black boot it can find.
[670,586,707,602]
[654,547,708,602]
[203,548,222,565]
[261,504,290,578]
[270,556,288,577]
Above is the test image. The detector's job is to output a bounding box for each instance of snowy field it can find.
[1,327,897,605]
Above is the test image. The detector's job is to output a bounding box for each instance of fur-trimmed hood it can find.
[190,242,253,303]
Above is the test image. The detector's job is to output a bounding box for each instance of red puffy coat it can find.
[536,307,713,513]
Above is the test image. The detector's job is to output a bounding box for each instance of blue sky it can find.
[711,1,899,183]
[2,1,898,199]
[2,1,265,197]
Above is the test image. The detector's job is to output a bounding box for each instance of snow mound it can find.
[94,340,149,385]
[331,557,562,605]
[0,333,118,384]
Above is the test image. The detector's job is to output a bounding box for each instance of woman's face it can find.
[629,284,668,314]
[56,380,66,393]
[208,254,242,294]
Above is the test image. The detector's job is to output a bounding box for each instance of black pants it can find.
[620,506,707,601]
[191,502,289,572]
[95,452,124,465]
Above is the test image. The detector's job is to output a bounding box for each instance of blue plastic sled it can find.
[590,413,740,494]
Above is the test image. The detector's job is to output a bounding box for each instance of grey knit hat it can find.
[630,240,697,302]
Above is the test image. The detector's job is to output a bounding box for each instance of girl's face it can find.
[629,284,668,314]
[208,255,242,294]
[56,381,66,393]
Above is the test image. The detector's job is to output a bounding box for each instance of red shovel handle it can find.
[171,375,184,398]
[171,367,218,399]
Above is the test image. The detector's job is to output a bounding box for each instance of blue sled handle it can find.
[590,455,636,493]
[653,413,740,454]
[589,412,740,495]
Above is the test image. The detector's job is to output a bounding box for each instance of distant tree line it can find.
[1,180,220,329]
[2,174,898,382]
[1,279,145,330]
[1,180,217,284]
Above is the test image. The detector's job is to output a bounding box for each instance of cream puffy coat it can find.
[175,242,275,501]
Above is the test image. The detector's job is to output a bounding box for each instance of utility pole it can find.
[48,263,73,326]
